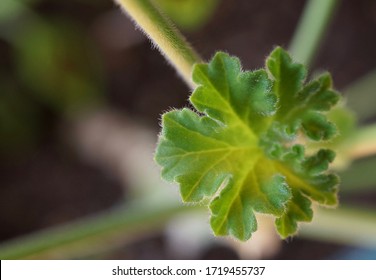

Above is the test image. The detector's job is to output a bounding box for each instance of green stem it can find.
[2,197,376,259]
[340,156,376,193]
[289,0,338,67]
[344,70,376,122]
[0,201,190,259]
[300,207,376,249]
[333,124,376,192]
[348,124,376,160]
[114,0,202,88]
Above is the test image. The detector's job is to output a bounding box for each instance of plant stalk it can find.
[289,0,338,67]
[114,0,202,89]
[0,201,189,259]
[348,124,376,160]
[2,197,376,259]
[344,70,376,122]
[340,156,376,193]
[300,207,376,249]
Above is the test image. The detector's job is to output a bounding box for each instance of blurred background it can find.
[0,0,376,259]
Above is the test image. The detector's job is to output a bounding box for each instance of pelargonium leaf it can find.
[155,47,340,240]
[266,47,340,140]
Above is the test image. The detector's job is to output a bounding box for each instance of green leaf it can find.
[155,0,220,31]
[155,47,340,240]
[307,105,357,169]
[266,48,340,140]
[275,190,312,238]
[14,20,104,115]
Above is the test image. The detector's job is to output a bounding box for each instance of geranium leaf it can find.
[155,47,340,240]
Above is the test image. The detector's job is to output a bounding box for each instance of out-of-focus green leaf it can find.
[0,0,41,22]
[0,78,42,156]
[14,20,104,115]
[155,0,220,31]
[0,0,24,22]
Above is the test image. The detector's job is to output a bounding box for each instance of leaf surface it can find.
[156,47,340,240]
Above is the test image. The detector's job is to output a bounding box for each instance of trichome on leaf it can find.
[155,47,340,241]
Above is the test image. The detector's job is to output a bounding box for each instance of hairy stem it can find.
[289,0,338,67]
[114,0,202,88]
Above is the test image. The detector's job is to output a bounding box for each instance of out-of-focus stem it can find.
[289,0,339,67]
[300,207,376,249]
[340,156,376,193]
[0,201,189,259]
[348,124,376,159]
[344,70,376,122]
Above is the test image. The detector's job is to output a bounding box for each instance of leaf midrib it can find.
[211,154,262,236]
